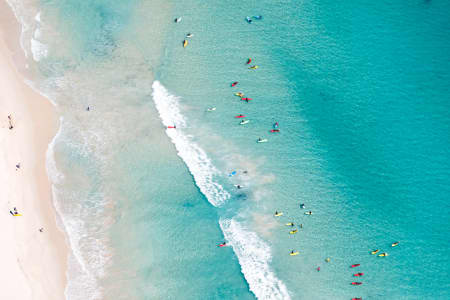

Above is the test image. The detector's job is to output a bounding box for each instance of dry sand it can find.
[0,1,68,299]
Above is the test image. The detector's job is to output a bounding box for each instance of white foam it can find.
[46,118,104,300]
[152,81,230,206]
[34,27,41,39]
[35,11,41,22]
[30,38,48,61]
[220,218,291,300]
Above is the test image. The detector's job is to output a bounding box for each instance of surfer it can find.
[300,203,305,209]
[167,125,176,129]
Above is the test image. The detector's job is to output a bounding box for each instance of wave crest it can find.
[220,218,291,300]
[152,81,230,206]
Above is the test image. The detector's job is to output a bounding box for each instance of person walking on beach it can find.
[8,115,13,130]
[10,207,20,216]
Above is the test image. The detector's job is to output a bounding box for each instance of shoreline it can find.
[0,1,68,299]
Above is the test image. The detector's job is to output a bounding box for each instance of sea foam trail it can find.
[152,81,290,299]
[152,81,230,206]
[220,219,291,300]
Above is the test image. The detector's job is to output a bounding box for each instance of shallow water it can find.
[7,0,450,299]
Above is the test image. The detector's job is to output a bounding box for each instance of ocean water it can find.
[6,0,450,299]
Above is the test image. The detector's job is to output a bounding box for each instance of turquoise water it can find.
[8,0,450,299]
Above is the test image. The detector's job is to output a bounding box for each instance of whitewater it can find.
[152,80,291,300]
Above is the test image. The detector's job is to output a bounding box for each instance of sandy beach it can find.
[0,1,68,299]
